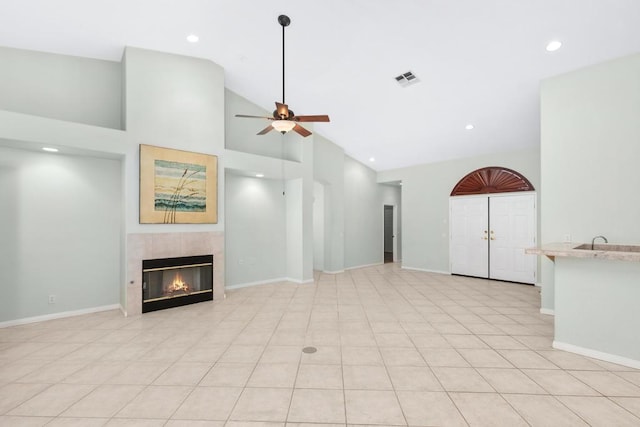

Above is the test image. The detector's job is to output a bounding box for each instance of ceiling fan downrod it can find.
[233,14,328,138]
[278,15,290,108]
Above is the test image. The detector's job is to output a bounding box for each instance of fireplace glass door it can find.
[142,255,213,313]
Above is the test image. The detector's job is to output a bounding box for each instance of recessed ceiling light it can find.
[465,124,474,130]
[42,147,59,152]
[369,157,375,162]
[255,173,264,178]
[186,34,199,43]
[546,40,562,52]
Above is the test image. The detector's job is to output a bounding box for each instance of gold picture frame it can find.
[139,144,218,224]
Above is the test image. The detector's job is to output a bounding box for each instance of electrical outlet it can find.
[563,234,571,243]
[48,295,56,304]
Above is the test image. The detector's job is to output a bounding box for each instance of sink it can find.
[573,243,640,253]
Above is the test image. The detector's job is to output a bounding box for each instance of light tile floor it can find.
[1,263,640,426]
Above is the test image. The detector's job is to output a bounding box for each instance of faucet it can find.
[591,235,608,250]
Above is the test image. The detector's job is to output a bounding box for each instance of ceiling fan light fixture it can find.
[272,120,296,133]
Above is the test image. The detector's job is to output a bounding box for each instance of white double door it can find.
[450,193,536,284]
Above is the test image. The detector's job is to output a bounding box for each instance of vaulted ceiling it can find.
[2,0,639,170]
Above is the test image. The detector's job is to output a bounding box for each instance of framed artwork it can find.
[139,144,218,224]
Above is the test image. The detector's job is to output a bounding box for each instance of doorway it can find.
[449,166,537,284]
[450,193,536,283]
[383,205,396,263]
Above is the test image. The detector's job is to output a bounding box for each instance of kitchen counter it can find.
[526,242,640,262]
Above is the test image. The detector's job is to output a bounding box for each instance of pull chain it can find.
[281,132,286,196]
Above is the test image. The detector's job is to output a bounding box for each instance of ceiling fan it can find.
[235,14,330,138]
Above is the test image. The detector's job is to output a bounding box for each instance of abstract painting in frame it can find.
[139,144,218,224]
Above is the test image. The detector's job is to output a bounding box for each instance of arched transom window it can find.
[450,166,534,196]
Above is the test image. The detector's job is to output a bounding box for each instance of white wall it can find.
[224,173,286,287]
[0,147,121,322]
[313,181,325,271]
[0,46,228,322]
[344,156,383,268]
[123,47,226,233]
[554,257,640,364]
[0,46,129,323]
[379,147,540,274]
[313,134,345,272]
[0,46,122,130]
[540,53,640,311]
[285,178,305,281]
[300,139,314,282]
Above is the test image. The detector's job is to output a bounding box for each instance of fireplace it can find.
[142,254,213,313]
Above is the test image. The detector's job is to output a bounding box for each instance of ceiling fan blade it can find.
[236,114,273,119]
[293,124,312,137]
[257,125,274,135]
[294,115,330,122]
[275,102,289,119]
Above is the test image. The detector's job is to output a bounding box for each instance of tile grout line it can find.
[284,272,321,424]
[224,290,291,424]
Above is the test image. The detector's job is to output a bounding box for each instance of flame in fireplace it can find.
[166,272,190,294]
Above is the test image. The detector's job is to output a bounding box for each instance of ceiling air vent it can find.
[394,71,420,87]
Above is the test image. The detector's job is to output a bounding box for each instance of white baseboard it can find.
[0,304,121,328]
[540,308,555,316]
[401,266,451,275]
[119,304,127,317]
[553,340,640,370]
[345,262,384,271]
[534,282,542,287]
[226,276,314,290]
[285,277,314,284]
[323,270,345,274]
[225,277,289,290]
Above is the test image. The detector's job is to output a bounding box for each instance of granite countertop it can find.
[526,242,640,262]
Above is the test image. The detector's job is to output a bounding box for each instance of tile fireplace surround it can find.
[126,231,224,316]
